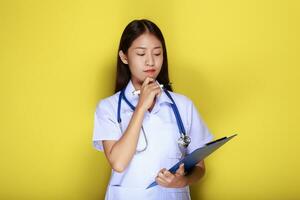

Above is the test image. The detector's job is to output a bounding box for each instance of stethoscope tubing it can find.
[117,86,190,152]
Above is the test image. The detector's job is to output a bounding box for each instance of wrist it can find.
[181,175,189,187]
[135,104,147,113]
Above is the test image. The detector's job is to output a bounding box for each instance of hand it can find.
[136,77,162,112]
[155,163,188,188]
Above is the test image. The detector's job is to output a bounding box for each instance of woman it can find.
[93,19,213,200]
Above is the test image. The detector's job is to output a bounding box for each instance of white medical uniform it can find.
[92,81,213,200]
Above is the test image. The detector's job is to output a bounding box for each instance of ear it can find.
[119,50,128,64]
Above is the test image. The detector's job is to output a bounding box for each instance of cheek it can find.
[128,61,143,76]
[156,56,163,68]
[131,60,142,67]
[128,56,144,67]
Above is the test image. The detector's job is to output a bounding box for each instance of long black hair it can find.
[114,19,173,93]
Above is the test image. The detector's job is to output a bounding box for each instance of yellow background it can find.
[0,0,299,199]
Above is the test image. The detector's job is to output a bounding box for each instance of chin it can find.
[150,73,159,79]
[142,75,156,81]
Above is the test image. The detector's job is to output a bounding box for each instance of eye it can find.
[154,53,161,56]
[137,53,145,56]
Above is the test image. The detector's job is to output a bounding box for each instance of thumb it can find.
[176,163,185,176]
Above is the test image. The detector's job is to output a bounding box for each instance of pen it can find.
[132,84,164,95]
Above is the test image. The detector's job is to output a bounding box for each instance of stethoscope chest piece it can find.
[178,134,191,148]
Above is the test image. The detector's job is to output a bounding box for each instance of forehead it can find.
[130,33,162,49]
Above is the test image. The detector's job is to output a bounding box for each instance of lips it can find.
[144,69,156,73]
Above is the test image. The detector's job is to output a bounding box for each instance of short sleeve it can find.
[92,100,122,151]
[186,100,214,154]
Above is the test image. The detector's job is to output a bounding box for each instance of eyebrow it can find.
[134,46,162,50]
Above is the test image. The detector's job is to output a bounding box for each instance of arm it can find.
[103,78,162,172]
[103,106,146,172]
[184,160,206,185]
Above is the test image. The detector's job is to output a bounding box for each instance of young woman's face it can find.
[120,33,163,86]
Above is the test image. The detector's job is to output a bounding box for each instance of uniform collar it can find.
[123,80,139,105]
[122,80,173,113]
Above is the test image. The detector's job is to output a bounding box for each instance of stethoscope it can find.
[117,85,191,153]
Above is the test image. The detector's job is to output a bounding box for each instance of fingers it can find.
[156,166,187,188]
[175,163,185,176]
[144,81,161,90]
[158,169,173,179]
[142,79,162,97]
[158,168,167,175]
[156,176,168,186]
[142,77,154,88]
[142,77,162,89]
[156,169,175,186]
[137,77,162,111]
[156,169,168,186]
[163,170,173,177]
[148,83,162,94]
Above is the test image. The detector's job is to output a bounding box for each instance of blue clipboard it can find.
[146,134,237,189]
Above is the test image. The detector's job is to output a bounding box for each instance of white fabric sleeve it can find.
[186,100,214,154]
[92,100,122,151]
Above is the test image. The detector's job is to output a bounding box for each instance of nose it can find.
[146,54,155,66]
